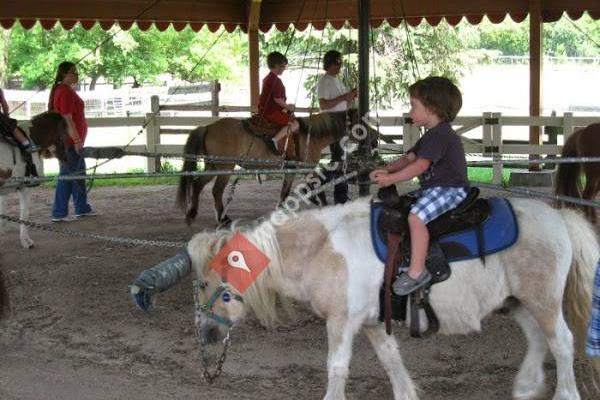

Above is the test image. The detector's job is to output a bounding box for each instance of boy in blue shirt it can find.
[370,76,468,295]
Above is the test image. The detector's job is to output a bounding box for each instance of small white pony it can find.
[0,112,67,248]
[188,196,599,400]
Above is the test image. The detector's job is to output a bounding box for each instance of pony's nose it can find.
[200,324,222,345]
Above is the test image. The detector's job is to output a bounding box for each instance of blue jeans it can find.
[51,147,92,218]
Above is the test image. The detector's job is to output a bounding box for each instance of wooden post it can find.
[249,29,260,113]
[248,0,262,113]
[492,112,503,185]
[529,0,543,171]
[562,112,574,143]
[146,95,161,173]
[210,80,220,117]
[482,112,492,157]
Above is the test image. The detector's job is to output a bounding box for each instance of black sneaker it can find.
[392,270,432,296]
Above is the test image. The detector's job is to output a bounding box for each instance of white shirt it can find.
[317,74,349,112]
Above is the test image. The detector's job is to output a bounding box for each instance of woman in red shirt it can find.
[48,61,95,222]
[258,52,299,152]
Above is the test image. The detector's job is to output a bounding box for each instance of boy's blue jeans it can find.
[51,147,92,218]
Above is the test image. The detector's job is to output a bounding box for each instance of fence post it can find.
[491,112,503,185]
[562,112,574,143]
[146,95,161,173]
[543,110,561,170]
[401,113,415,153]
[482,112,492,157]
[211,80,220,117]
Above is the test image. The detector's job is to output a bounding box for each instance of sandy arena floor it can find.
[0,180,598,400]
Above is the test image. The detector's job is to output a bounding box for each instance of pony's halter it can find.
[194,280,244,328]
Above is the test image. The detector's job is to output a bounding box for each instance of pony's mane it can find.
[190,219,288,328]
[189,198,372,328]
[297,110,350,140]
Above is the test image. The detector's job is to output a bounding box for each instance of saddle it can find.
[241,114,297,158]
[375,185,492,337]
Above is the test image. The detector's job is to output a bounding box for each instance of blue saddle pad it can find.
[371,197,519,264]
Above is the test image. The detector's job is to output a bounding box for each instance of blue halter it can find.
[197,281,244,328]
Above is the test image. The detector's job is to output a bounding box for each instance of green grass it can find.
[468,167,512,185]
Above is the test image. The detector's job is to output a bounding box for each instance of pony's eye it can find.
[222,291,231,303]
[198,281,208,290]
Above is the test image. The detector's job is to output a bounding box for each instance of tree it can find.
[6,23,247,90]
[261,21,481,109]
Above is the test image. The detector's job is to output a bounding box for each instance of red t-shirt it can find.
[258,72,289,126]
[53,84,87,145]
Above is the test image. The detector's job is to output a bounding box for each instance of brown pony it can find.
[555,122,600,223]
[177,110,360,226]
[28,111,69,162]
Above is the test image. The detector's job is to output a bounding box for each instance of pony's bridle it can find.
[193,279,244,383]
[194,280,244,328]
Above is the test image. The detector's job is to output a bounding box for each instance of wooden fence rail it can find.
[17,83,600,184]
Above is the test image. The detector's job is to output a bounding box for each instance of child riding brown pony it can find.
[555,122,600,223]
[177,109,363,226]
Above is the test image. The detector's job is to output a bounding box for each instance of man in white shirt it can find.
[316,50,357,204]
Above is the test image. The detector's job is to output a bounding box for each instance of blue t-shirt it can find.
[409,122,468,189]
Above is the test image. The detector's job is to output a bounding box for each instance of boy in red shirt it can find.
[258,52,299,152]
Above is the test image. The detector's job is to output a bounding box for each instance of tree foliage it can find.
[479,14,600,57]
[4,23,246,89]
[262,21,481,108]
[1,14,598,95]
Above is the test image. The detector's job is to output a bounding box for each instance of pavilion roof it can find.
[1,0,599,32]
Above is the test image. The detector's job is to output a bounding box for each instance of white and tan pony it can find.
[0,112,67,248]
[188,196,599,400]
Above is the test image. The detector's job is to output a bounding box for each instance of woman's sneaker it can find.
[75,210,98,218]
[51,215,76,222]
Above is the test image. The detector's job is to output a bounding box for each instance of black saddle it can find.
[376,185,491,337]
[377,185,490,241]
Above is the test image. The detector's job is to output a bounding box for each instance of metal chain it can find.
[474,182,600,209]
[0,214,185,248]
[194,280,231,383]
[3,167,318,188]
[201,332,231,383]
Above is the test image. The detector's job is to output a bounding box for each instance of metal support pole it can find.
[357,0,371,196]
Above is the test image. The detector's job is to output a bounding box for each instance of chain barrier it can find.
[473,182,600,209]
[2,167,317,189]
[0,214,186,248]
[468,156,600,166]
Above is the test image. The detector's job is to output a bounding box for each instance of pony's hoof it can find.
[21,238,34,249]
[185,209,197,226]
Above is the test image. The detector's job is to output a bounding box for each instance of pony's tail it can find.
[176,126,206,211]
[555,131,582,209]
[560,208,600,379]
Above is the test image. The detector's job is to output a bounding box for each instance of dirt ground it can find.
[0,179,597,400]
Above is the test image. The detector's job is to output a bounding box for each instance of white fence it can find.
[13,89,600,185]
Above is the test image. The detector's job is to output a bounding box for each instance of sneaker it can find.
[392,270,432,296]
[51,216,76,222]
[75,210,98,218]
